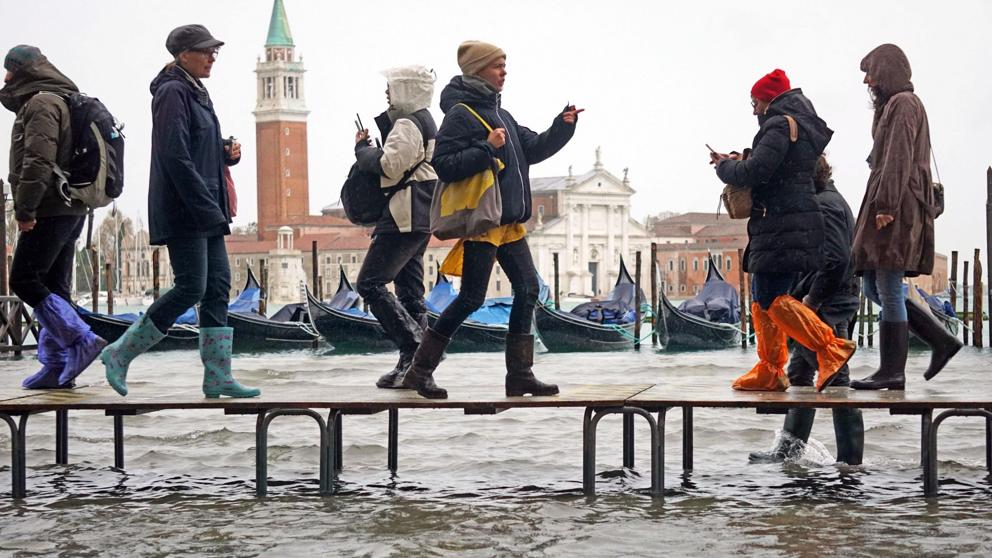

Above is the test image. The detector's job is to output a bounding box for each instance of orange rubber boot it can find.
[767,295,856,392]
[732,303,790,391]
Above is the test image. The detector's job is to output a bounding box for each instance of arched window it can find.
[668,259,674,271]
[726,257,732,271]
[692,259,699,271]
[680,284,686,292]
[680,259,686,271]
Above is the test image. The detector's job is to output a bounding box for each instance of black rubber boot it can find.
[400,328,449,399]
[505,333,559,397]
[906,298,963,381]
[851,321,908,390]
[832,407,864,465]
[367,296,423,389]
[748,408,816,463]
[377,350,414,389]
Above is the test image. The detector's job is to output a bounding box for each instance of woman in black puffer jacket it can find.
[713,69,855,393]
[400,40,581,399]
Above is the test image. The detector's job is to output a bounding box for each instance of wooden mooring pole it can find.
[634,251,642,351]
[867,300,874,348]
[152,248,160,300]
[259,259,268,316]
[963,260,970,346]
[90,247,99,313]
[650,243,658,347]
[553,252,560,310]
[105,263,114,315]
[950,251,959,315]
[858,293,866,347]
[987,167,992,346]
[311,240,318,296]
[974,249,984,348]
[737,248,748,348]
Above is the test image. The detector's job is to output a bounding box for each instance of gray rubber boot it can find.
[832,407,864,465]
[749,408,816,463]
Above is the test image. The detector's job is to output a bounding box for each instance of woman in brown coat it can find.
[850,44,960,390]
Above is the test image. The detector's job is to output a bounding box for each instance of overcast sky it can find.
[2,0,990,270]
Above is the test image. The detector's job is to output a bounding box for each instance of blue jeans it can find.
[862,270,906,322]
[146,235,231,333]
[750,272,799,310]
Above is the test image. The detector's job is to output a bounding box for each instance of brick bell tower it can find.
[254,0,309,241]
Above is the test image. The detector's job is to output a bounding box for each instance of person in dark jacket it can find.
[1,45,106,390]
[850,44,960,390]
[401,40,582,399]
[353,65,438,389]
[101,25,259,399]
[749,156,864,465]
[712,69,855,393]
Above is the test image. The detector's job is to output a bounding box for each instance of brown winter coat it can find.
[0,56,87,221]
[852,44,937,276]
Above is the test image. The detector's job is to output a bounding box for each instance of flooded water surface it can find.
[1,345,991,556]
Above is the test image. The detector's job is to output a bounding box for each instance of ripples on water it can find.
[1,345,992,556]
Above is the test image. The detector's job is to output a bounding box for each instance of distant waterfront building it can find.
[526,149,653,297]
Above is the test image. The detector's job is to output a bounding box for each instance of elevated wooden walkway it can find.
[1,380,989,499]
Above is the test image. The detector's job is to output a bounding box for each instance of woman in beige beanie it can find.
[401,40,583,399]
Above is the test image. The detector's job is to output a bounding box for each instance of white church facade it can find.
[527,150,653,298]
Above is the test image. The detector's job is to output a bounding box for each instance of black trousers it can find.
[356,232,430,351]
[433,237,538,338]
[10,215,86,306]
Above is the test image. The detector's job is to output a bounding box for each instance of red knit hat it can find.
[751,69,791,102]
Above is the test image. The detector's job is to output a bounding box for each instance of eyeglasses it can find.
[750,98,758,108]
[191,48,220,58]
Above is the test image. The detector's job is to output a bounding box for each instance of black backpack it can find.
[341,112,428,227]
[48,92,125,209]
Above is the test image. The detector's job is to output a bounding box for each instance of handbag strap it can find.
[456,103,494,133]
[783,115,798,143]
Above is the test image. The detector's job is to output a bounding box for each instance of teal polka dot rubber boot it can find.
[101,314,166,396]
[200,327,260,399]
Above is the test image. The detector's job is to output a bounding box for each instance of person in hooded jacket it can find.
[850,44,961,391]
[353,65,438,389]
[400,41,582,399]
[748,156,864,465]
[1,45,106,389]
[100,25,259,399]
[712,69,856,393]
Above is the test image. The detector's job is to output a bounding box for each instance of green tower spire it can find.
[265,0,294,47]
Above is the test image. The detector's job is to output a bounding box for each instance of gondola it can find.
[78,307,200,351]
[226,267,320,351]
[426,272,507,353]
[905,285,959,348]
[534,259,642,352]
[656,257,741,350]
[306,269,395,353]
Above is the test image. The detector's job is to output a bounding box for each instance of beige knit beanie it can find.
[457,40,506,76]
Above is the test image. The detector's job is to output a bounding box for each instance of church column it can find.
[581,203,590,295]
[606,203,616,285]
[621,205,630,266]
[565,203,575,294]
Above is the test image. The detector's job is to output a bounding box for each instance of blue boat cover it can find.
[569,259,646,325]
[677,262,740,324]
[423,272,552,326]
[902,284,956,318]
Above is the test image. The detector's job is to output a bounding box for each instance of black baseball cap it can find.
[166,24,224,56]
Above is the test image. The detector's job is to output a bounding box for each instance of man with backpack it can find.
[352,65,438,389]
[1,45,106,389]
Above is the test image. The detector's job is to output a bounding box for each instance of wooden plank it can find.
[0,384,655,413]
[629,381,992,410]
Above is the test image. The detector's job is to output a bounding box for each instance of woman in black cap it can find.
[101,24,259,398]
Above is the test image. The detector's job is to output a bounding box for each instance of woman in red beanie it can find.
[711,69,856,392]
